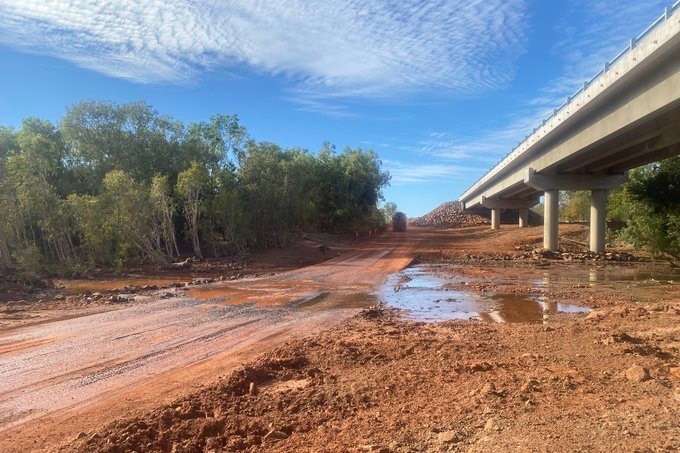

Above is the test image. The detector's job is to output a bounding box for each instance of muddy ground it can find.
[1,225,679,452]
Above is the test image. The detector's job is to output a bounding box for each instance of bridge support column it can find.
[543,189,559,251]
[525,168,627,252]
[491,209,501,230]
[480,196,539,231]
[519,208,529,228]
[590,189,607,253]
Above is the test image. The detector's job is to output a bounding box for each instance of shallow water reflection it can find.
[379,266,590,323]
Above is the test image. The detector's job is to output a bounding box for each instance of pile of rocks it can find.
[515,248,639,262]
[410,201,490,228]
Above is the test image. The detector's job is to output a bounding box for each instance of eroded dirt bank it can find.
[2,225,679,452]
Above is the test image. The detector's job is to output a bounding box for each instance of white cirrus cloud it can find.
[420,0,673,183]
[384,160,485,185]
[0,0,527,97]
[533,0,670,114]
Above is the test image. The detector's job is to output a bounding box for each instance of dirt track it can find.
[0,230,421,452]
[2,226,679,452]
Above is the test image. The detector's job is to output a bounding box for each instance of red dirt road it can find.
[0,231,421,453]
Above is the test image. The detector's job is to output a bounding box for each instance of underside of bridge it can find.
[470,99,680,253]
[460,5,680,253]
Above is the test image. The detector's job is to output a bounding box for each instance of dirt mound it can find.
[410,201,489,228]
[58,349,312,453]
[410,201,543,229]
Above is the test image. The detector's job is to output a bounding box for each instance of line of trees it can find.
[0,100,390,274]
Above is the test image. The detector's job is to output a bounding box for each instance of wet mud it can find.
[1,226,679,453]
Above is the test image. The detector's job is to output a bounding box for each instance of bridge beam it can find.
[524,168,627,191]
[481,196,539,209]
[525,168,627,252]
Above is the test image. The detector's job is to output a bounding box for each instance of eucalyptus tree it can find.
[150,174,179,258]
[101,171,171,265]
[176,162,211,259]
[6,119,76,268]
[238,141,290,247]
[0,126,18,268]
[61,100,185,192]
[313,145,389,233]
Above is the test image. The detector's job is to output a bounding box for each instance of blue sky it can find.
[0,0,672,216]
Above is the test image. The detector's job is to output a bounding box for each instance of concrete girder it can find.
[611,143,680,173]
[481,196,540,209]
[587,126,680,173]
[502,185,539,199]
[462,196,483,210]
[461,57,680,206]
[557,115,680,173]
[524,168,628,191]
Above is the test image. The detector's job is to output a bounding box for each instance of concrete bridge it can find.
[459,2,680,253]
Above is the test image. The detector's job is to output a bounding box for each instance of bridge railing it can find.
[461,0,680,201]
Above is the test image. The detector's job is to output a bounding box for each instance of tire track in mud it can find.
[0,231,422,452]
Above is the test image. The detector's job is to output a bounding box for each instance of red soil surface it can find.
[1,225,678,452]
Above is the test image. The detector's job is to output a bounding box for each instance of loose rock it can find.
[626,364,650,383]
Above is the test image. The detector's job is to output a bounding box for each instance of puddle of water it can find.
[57,277,184,295]
[187,285,250,303]
[298,292,378,311]
[379,266,589,323]
[295,292,331,309]
[585,266,680,283]
[479,295,589,324]
[188,282,378,312]
[187,283,302,306]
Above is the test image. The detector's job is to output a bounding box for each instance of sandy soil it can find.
[1,225,679,452]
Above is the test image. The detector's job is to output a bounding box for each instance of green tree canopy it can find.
[0,100,391,273]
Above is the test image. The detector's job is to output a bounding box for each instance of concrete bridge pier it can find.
[491,208,501,230]
[543,189,559,251]
[481,196,540,230]
[518,208,529,228]
[525,168,627,252]
[590,189,608,253]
